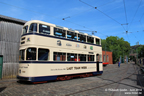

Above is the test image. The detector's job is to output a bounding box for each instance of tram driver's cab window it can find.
[29,23,37,33]
[19,50,25,60]
[39,24,50,34]
[26,48,36,60]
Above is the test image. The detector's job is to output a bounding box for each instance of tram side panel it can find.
[18,62,103,82]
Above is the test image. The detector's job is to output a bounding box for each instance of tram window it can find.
[53,52,66,61]
[19,50,25,60]
[88,55,94,61]
[78,54,86,61]
[67,31,77,40]
[22,26,28,34]
[29,23,37,33]
[87,36,94,44]
[67,53,77,61]
[78,34,86,42]
[96,38,100,45]
[96,54,99,61]
[72,33,77,40]
[38,48,49,60]
[26,48,36,60]
[54,28,66,38]
[39,24,50,34]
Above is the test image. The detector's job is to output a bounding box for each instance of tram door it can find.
[96,54,99,72]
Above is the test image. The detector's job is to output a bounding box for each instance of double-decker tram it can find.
[17,20,103,82]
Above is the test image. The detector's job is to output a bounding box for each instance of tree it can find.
[101,36,130,63]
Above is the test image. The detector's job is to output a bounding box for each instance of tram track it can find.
[64,63,137,96]
[0,63,137,96]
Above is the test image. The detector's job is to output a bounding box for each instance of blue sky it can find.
[0,0,144,46]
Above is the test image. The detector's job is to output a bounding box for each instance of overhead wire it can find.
[127,0,142,31]
[63,0,116,20]
[123,0,128,30]
[0,1,100,35]
[79,0,126,31]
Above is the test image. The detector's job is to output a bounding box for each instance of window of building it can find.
[19,50,25,60]
[103,55,106,62]
[96,38,100,45]
[78,34,86,42]
[39,24,50,34]
[78,54,86,61]
[54,28,66,38]
[88,55,94,61]
[67,53,77,61]
[22,26,28,34]
[26,48,36,60]
[38,48,49,60]
[53,52,66,61]
[107,55,109,62]
[29,23,37,33]
[87,36,94,44]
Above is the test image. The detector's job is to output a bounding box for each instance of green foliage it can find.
[137,45,144,58]
[101,36,130,63]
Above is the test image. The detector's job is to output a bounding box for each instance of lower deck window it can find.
[38,48,49,60]
[67,53,77,61]
[26,48,36,60]
[78,54,86,61]
[53,52,66,61]
[88,55,94,61]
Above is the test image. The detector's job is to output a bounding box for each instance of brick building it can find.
[102,51,113,64]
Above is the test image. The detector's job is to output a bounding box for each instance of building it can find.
[0,15,26,79]
[102,51,113,64]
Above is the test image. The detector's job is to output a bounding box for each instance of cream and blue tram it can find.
[17,20,103,82]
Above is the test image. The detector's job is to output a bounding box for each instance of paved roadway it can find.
[0,63,143,96]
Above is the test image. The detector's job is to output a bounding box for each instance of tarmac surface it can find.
[0,62,144,96]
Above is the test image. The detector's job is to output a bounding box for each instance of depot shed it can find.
[0,15,26,79]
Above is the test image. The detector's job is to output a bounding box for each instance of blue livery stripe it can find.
[17,71,103,82]
[19,61,103,64]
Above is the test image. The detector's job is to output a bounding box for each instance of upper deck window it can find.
[39,24,50,34]
[29,23,37,33]
[96,38,100,45]
[67,31,77,40]
[54,28,66,38]
[87,36,94,44]
[22,26,28,34]
[78,34,86,42]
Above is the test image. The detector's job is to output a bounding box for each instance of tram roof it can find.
[25,20,100,39]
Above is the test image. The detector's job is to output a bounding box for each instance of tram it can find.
[17,20,103,82]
